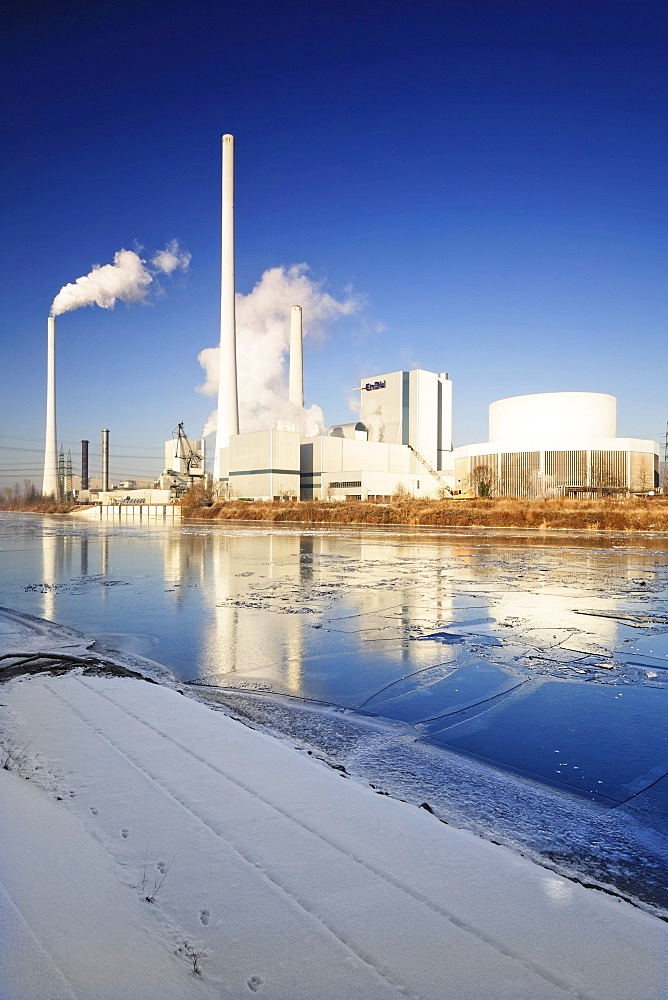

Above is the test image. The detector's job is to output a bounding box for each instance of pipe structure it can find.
[42,316,58,497]
[288,305,304,410]
[101,429,109,492]
[81,440,89,490]
[213,133,240,478]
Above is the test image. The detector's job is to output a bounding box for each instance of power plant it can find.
[41,134,660,503]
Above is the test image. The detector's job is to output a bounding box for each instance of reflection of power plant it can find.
[197,532,307,691]
[162,530,457,693]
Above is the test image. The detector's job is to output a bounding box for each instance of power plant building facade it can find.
[215,369,456,502]
[359,370,452,470]
[228,429,301,500]
[454,393,659,498]
[300,369,454,500]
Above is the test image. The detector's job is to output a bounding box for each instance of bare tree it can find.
[469,464,497,498]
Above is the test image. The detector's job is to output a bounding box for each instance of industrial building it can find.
[454,392,659,498]
[214,368,456,502]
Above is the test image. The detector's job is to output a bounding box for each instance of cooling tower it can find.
[213,133,240,478]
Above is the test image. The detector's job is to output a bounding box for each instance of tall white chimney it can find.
[213,133,240,478]
[288,305,304,410]
[101,429,109,492]
[42,316,58,497]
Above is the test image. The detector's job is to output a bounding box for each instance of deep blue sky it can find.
[1,0,666,484]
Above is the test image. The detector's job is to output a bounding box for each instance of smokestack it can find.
[213,133,240,478]
[101,429,109,492]
[81,440,89,490]
[289,305,304,409]
[42,316,58,497]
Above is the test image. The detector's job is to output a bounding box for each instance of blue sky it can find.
[1,0,666,485]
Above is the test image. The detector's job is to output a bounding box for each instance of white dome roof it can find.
[489,393,616,443]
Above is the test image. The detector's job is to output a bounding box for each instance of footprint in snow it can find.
[247,976,262,992]
[199,909,210,926]
[68,790,76,798]
[121,829,129,839]
[157,860,168,873]
[90,807,98,816]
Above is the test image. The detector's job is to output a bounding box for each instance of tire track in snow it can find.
[42,681,415,1000]
[75,677,593,1000]
[0,878,78,1000]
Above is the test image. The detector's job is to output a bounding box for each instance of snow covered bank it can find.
[1,642,668,998]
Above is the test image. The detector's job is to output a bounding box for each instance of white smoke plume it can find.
[50,242,190,317]
[198,264,360,437]
[152,239,192,275]
[365,406,385,443]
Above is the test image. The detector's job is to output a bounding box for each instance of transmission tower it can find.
[57,446,65,502]
[65,450,74,501]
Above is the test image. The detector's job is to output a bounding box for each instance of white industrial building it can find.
[454,392,659,498]
[215,369,456,502]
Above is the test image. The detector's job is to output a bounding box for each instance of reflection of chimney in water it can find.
[299,534,313,582]
[41,532,59,622]
[80,535,88,577]
[286,613,303,693]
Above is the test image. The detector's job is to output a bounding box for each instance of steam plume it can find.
[198,264,360,437]
[152,240,192,275]
[365,407,386,443]
[50,242,190,317]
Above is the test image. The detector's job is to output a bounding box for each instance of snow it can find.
[1,619,668,999]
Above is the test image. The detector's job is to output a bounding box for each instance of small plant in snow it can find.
[1,739,32,777]
[132,851,176,903]
[184,941,204,976]
[175,940,205,977]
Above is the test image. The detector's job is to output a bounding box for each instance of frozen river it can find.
[1,512,667,913]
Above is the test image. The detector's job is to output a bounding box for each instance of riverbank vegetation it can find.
[0,482,77,514]
[181,490,668,531]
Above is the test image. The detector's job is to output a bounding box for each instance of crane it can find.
[171,423,203,486]
[406,444,454,496]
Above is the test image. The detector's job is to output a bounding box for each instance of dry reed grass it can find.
[183,496,668,532]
